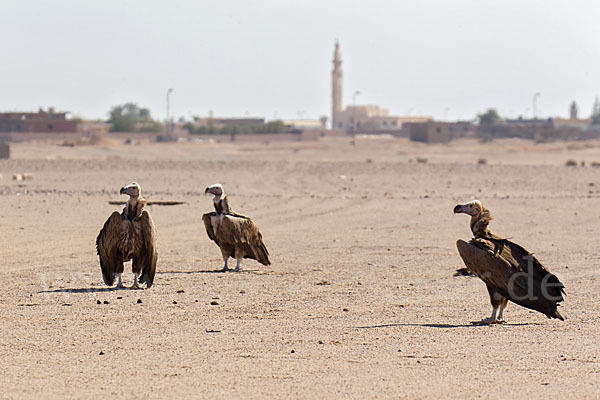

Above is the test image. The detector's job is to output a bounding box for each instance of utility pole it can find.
[166,88,173,136]
[352,90,360,134]
[532,92,540,119]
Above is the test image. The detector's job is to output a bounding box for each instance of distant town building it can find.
[194,117,265,128]
[0,108,78,133]
[335,105,431,132]
[408,121,474,143]
[0,141,9,159]
[79,121,111,135]
[283,119,322,131]
[330,42,431,133]
[478,115,594,141]
[552,117,590,131]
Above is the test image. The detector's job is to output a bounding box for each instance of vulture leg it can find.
[116,273,124,289]
[234,247,244,272]
[131,273,141,290]
[473,286,506,324]
[496,297,509,321]
[220,247,232,272]
[482,308,499,324]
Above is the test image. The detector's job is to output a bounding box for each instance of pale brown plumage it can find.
[454,200,565,323]
[96,182,157,288]
[203,184,270,272]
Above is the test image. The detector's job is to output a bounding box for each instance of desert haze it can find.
[0,136,599,399]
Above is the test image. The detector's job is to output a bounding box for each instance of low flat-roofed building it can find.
[0,107,78,133]
[408,121,475,143]
[194,117,265,128]
[335,104,431,132]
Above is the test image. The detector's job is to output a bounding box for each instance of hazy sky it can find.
[2,0,599,122]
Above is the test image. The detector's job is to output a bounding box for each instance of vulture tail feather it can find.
[453,268,476,277]
[550,310,565,321]
[256,244,271,266]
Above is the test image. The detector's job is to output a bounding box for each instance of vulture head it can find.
[120,182,141,197]
[205,183,224,197]
[454,200,483,217]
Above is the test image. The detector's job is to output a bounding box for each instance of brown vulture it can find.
[96,182,157,288]
[454,200,564,323]
[203,183,270,272]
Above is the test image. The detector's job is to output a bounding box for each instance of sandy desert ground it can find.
[0,135,599,399]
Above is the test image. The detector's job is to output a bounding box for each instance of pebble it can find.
[137,299,143,304]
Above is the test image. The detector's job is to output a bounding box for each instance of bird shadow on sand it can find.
[157,269,226,275]
[356,322,540,329]
[157,269,272,275]
[39,287,124,294]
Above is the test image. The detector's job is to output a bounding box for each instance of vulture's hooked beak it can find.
[204,187,210,195]
[120,187,128,195]
[453,204,463,214]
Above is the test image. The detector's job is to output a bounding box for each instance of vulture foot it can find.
[471,318,505,325]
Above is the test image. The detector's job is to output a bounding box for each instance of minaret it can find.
[569,101,578,120]
[331,40,343,129]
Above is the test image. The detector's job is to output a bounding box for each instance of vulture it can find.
[454,200,564,323]
[202,183,270,272]
[96,182,157,288]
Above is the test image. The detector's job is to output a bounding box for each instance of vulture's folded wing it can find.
[96,212,124,286]
[136,210,157,288]
[220,215,271,266]
[202,212,219,245]
[457,238,564,320]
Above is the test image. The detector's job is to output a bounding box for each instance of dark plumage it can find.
[454,200,564,323]
[96,182,157,288]
[203,184,270,272]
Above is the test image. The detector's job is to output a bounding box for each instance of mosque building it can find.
[330,41,431,133]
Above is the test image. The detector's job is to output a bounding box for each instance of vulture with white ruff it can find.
[96,182,157,288]
[203,184,270,272]
[454,200,564,323]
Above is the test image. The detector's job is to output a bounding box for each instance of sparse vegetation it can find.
[184,120,286,135]
[108,103,163,133]
[477,108,503,126]
[565,159,578,167]
[477,158,487,165]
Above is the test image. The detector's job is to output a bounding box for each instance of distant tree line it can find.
[477,108,503,125]
[108,103,163,133]
[478,99,600,126]
[183,120,287,135]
